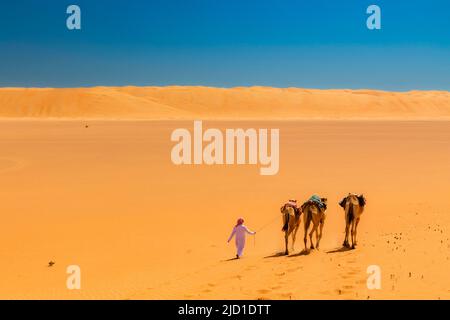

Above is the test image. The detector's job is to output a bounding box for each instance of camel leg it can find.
[291,225,299,252]
[315,226,319,249]
[350,220,356,249]
[354,218,360,247]
[317,219,325,249]
[304,216,311,252]
[285,231,289,255]
[343,222,350,248]
[309,222,318,250]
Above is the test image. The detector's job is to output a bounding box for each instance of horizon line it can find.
[1,85,449,94]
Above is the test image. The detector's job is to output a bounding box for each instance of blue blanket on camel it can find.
[308,195,326,210]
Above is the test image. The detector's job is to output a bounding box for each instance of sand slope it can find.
[0,87,192,119]
[1,120,450,299]
[1,86,450,119]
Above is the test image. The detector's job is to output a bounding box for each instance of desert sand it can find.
[1,118,450,300]
[1,86,450,120]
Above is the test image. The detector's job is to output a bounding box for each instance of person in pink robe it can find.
[227,218,256,259]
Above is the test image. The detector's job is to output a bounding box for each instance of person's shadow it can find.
[222,257,239,262]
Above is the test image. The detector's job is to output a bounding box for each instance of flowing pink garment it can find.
[228,225,256,257]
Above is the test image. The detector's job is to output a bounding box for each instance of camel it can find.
[280,202,302,255]
[339,193,366,249]
[301,197,327,251]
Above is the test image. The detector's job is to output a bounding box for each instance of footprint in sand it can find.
[319,290,331,295]
[341,269,359,278]
[342,285,354,290]
[347,270,359,276]
[0,157,27,174]
[257,289,271,294]
[336,288,353,296]
[280,292,293,299]
[271,285,282,290]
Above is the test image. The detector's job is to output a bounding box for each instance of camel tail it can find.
[282,211,289,232]
[347,203,354,223]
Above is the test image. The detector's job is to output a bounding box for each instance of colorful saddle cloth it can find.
[307,195,327,210]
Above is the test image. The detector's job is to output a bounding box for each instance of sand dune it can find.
[1,86,450,119]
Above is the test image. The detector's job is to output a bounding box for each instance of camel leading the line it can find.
[339,193,367,249]
[280,202,301,255]
[302,198,327,251]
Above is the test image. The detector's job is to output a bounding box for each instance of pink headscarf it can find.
[236,218,244,226]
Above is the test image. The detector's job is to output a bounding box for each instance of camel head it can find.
[320,198,328,211]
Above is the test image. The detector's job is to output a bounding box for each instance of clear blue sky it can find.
[0,0,449,90]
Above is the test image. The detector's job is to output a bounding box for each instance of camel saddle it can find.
[281,201,300,216]
[303,195,327,211]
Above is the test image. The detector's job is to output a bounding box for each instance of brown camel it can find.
[339,193,366,249]
[280,203,301,255]
[301,198,327,251]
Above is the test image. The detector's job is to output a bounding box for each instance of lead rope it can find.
[253,214,280,248]
[256,215,280,232]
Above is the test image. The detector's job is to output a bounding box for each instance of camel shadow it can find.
[264,251,288,259]
[288,249,311,257]
[326,246,352,254]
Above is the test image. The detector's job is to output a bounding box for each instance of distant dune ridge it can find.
[1,86,450,119]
